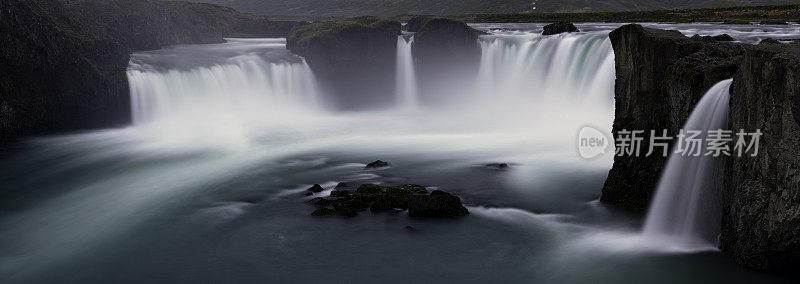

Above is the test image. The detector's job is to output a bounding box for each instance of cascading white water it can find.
[124,38,321,149]
[475,32,615,108]
[127,59,318,125]
[471,31,617,138]
[395,34,419,108]
[643,79,733,249]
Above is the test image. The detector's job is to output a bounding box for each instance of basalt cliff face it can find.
[604,24,799,270]
[0,0,298,146]
[409,17,482,105]
[286,17,401,109]
[723,42,800,270]
[602,24,743,212]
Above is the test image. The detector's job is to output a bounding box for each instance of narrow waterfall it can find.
[475,32,615,107]
[126,39,320,126]
[395,34,418,108]
[643,79,733,249]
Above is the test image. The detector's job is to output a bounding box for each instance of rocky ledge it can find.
[542,22,579,35]
[286,17,401,109]
[408,17,482,105]
[307,183,469,218]
[603,24,799,270]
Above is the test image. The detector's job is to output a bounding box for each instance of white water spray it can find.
[476,32,615,107]
[643,79,732,249]
[395,34,419,108]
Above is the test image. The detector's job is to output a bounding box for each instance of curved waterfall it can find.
[643,79,733,249]
[126,39,320,126]
[475,32,615,107]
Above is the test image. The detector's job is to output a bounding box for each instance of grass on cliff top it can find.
[289,16,398,46]
[394,4,800,23]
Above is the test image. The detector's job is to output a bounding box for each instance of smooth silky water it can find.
[2,24,798,283]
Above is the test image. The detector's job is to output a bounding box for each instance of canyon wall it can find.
[723,42,800,269]
[602,24,742,212]
[604,24,799,270]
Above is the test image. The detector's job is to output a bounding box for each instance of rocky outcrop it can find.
[307,183,468,217]
[410,18,481,105]
[542,22,579,35]
[286,17,401,109]
[722,42,800,270]
[408,190,470,217]
[0,0,298,147]
[601,24,743,212]
[605,24,800,270]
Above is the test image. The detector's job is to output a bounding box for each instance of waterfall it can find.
[126,39,320,126]
[643,79,733,249]
[475,32,615,108]
[395,34,418,108]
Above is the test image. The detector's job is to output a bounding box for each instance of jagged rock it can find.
[0,0,299,147]
[307,184,325,193]
[405,225,418,232]
[286,17,400,109]
[365,160,390,169]
[601,24,743,213]
[302,192,313,196]
[542,22,579,35]
[335,182,348,189]
[408,190,469,217]
[723,42,800,270]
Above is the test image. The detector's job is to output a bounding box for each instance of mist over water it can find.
[1,24,797,283]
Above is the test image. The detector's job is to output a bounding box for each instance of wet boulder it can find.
[365,160,390,169]
[408,190,469,217]
[307,184,325,193]
[542,22,579,35]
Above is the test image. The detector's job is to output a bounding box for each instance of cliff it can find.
[604,24,799,270]
[722,42,800,270]
[409,17,482,105]
[0,0,298,146]
[602,24,743,212]
[286,17,401,109]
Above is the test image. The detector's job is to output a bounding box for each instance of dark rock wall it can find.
[722,42,800,270]
[601,24,742,212]
[286,17,401,109]
[0,0,297,146]
[410,18,481,106]
[605,24,799,269]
